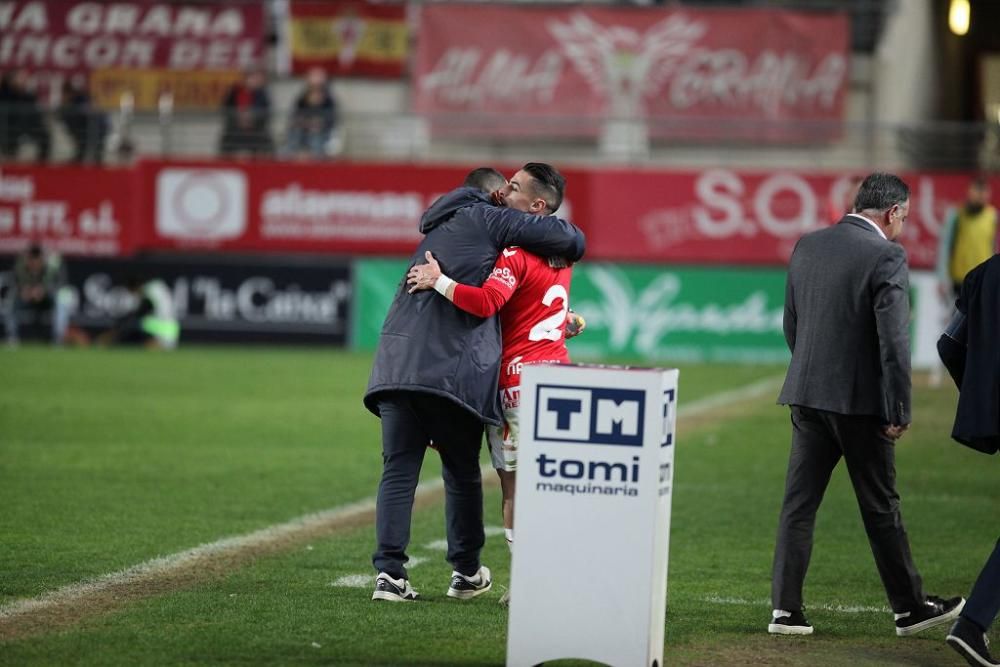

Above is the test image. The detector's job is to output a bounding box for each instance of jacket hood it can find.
[420,187,490,233]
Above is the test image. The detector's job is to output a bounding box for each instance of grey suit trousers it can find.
[771,406,924,613]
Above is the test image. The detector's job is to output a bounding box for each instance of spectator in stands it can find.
[0,69,51,163]
[3,243,69,346]
[59,78,108,164]
[219,68,274,159]
[936,176,997,300]
[96,274,179,350]
[285,67,338,160]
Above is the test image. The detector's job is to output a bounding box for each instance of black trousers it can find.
[963,539,1000,631]
[372,391,485,580]
[772,406,924,613]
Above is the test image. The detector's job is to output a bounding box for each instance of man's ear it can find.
[530,198,547,214]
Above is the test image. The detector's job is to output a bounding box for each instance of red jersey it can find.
[452,247,572,389]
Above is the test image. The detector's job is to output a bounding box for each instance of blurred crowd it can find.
[1,243,179,350]
[0,66,340,165]
[219,66,339,161]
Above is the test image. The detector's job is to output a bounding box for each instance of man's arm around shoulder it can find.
[482,206,585,263]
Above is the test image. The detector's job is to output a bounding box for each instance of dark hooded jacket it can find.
[363,187,586,425]
[939,254,1000,454]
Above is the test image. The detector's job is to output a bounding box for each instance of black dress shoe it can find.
[895,595,965,636]
[947,617,1000,667]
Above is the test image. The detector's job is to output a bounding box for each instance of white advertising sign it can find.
[507,364,678,667]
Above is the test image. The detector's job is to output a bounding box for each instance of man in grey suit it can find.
[769,172,964,637]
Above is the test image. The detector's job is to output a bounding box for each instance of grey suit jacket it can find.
[778,215,911,425]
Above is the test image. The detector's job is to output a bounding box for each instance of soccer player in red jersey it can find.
[407,164,583,603]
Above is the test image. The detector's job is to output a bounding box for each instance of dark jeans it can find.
[962,539,1000,631]
[772,406,924,613]
[373,391,485,580]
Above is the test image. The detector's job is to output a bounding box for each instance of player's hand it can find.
[491,190,506,207]
[407,251,442,293]
[882,424,909,441]
[565,310,586,338]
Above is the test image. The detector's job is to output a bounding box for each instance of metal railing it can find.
[1,103,998,172]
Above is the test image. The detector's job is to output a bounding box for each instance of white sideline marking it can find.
[0,487,426,620]
[1,376,781,622]
[331,555,429,589]
[423,526,505,553]
[677,375,784,420]
[424,539,449,552]
[703,595,891,614]
[331,527,510,588]
[331,575,372,589]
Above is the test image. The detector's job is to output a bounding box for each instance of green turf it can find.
[3,347,991,665]
[0,347,768,605]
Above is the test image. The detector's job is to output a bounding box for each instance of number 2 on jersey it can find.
[528,285,569,341]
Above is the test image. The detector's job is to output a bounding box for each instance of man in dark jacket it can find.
[59,78,108,164]
[218,69,273,158]
[365,163,584,602]
[937,255,1000,666]
[0,69,51,162]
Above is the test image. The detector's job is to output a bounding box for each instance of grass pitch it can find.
[0,347,996,666]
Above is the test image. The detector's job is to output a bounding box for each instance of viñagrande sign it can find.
[567,264,787,362]
[353,259,789,363]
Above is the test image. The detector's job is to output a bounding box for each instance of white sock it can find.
[505,528,513,552]
[773,609,792,620]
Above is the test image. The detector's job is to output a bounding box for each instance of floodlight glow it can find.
[949,0,970,36]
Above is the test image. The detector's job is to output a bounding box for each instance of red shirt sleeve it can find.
[451,248,524,318]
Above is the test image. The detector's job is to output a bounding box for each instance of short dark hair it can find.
[522,162,566,213]
[463,167,506,194]
[853,172,910,213]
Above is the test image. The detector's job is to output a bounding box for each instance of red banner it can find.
[135,160,492,255]
[413,6,848,141]
[579,169,995,270]
[2,161,990,271]
[0,165,135,256]
[287,1,408,78]
[0,1,265,101]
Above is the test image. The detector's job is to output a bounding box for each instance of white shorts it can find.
[487,386,520,472]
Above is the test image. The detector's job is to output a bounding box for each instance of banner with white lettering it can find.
[50,255,352,344]
[0,1,265,101]
[0,165,134,256]
[5,162,994,268]
[579,169,989,269]
[413,5,849,141]
[135,160,505,256]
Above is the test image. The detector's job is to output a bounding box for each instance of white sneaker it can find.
[371,573,419,602]
[447,566,492,599]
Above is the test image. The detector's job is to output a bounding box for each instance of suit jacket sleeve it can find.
[783,254,797,352]
[483,206,586,262]
[872,243,911,425]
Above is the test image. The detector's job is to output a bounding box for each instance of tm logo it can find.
[534,385,645,446]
